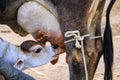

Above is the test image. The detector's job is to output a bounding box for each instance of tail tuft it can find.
[103,0,116,80]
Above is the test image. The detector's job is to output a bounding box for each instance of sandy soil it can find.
[0,0,120,80]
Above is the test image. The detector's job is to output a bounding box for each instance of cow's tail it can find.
[103,0,115,80]
[0,0,6,11]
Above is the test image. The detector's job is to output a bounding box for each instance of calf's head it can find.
[19,40,58,70]
[0,38,57,70]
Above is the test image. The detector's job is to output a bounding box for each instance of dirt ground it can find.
[0,0,120,80]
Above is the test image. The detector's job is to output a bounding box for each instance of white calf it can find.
[0,37,57,70]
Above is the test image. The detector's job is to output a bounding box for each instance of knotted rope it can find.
[64,30,102,80]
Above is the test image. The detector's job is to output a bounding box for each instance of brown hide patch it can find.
[50,57,59,65]
[32,30,48,44]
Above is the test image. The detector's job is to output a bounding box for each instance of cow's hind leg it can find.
[88,0,106,79]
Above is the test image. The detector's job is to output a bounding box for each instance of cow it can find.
[0,0,115,80]
[0,37,57,70]
[54,0,115,80]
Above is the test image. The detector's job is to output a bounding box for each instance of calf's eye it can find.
[35,48,42,53]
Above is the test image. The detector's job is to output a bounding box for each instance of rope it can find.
[64,30,102,80]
